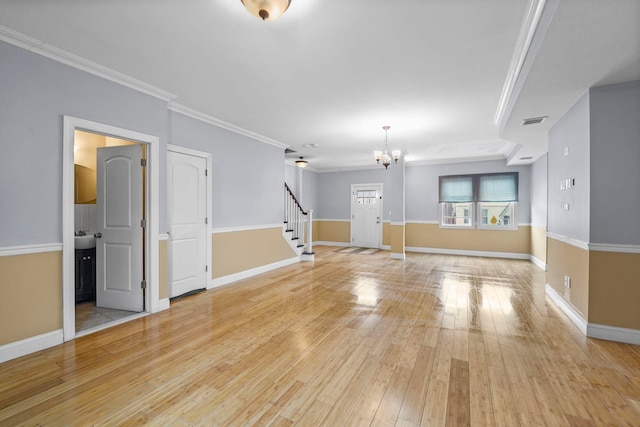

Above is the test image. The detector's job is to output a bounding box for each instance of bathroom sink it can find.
[75,234,96,249]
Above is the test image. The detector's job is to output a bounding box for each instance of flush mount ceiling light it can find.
[374,126,401,169]
[295,157,308,168]
[241,0,291,21]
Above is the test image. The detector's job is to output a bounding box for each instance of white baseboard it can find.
[405,246,530,260]
[313,241,350,247]
[587,323,640,345]
[390,252,406,260]
[158,298,170,311]
[208,256,300,289]
[545,284,588,334]
[530,255,547,271]
[546,284,640,345]
[0,329,63,364]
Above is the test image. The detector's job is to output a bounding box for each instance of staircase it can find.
[284,183,314,261]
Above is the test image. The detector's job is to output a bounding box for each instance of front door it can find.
[96,144,144,312]
[168,150,208,298]
[351,184,382,248]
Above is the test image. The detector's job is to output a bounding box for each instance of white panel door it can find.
[168,151,207,298]
[351,184,382,248]
[96,145,144,312]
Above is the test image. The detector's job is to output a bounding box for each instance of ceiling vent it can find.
[519,156,533,160]
[522,116,548,126]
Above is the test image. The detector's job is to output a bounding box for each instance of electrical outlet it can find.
[564,275,571,289]
[563,203,570,211]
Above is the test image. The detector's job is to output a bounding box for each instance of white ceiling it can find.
[1,0,639,171]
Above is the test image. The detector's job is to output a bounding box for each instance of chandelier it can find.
[374,126,401,169]
[241,0,291,21]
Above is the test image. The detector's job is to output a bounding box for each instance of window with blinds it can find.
[438,172,518,229]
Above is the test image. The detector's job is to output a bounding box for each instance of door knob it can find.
[94,232,102,238]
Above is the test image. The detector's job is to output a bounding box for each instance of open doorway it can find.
[62,117,161,341]
[73,131,144,332]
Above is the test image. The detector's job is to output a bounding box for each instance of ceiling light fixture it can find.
[295,157,308,168]
[241,0,291,21]
[374,126,401,169]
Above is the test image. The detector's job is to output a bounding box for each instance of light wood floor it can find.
[1,246,639,426]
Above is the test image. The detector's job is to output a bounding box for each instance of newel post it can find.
[302,209,315,261]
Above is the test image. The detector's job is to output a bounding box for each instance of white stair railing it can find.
[284,183,314,258]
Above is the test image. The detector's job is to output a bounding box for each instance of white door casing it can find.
[351,184,383,248]
[63,116,160,342]
[168,150,208,298]
[96,145,144,312]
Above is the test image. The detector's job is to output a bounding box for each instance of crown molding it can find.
[0,25,176,102]
[406,154,507,167]
[493,0,549,128]
[169,103,288,150]
[0,26,292,152]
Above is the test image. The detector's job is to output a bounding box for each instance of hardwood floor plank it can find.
[445,358,471,427]
[1,246,639,426]
[421,328,453,426]
[397,345,435,425]
[468,332,496,427]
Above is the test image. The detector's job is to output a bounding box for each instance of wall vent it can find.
[522,116,548,126]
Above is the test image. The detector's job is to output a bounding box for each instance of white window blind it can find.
[439,176,474,202]
[478,173,518,202]
[439,172,518,202]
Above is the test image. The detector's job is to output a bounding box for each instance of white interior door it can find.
[96,144,144,312]
[351,184,382,248]
[168,151,207,298]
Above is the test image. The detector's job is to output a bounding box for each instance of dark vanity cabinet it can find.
[75,248,96,303]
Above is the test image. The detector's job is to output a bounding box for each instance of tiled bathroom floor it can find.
[75,302,139,332]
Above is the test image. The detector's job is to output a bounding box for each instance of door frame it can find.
[62,116,160,341]
[350,183,383,248]
[167,144,213,291]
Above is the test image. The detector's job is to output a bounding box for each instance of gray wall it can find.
[405,160,532,223]
[169,112,284,229]
[547,92,591,242]
[0,41,168,247]
[0,40,291,248]
[315,168,390,220]
[284,163,318,214]
[589,81,640,245]
[303,168,319,214]
[284,163,298,196]
[530,153,548,227]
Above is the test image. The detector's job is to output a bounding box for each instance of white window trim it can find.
[438,202,518,230]
[477,202,518,231]
[439,202,474,229]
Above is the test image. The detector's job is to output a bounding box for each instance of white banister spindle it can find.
[284,183,314,260]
